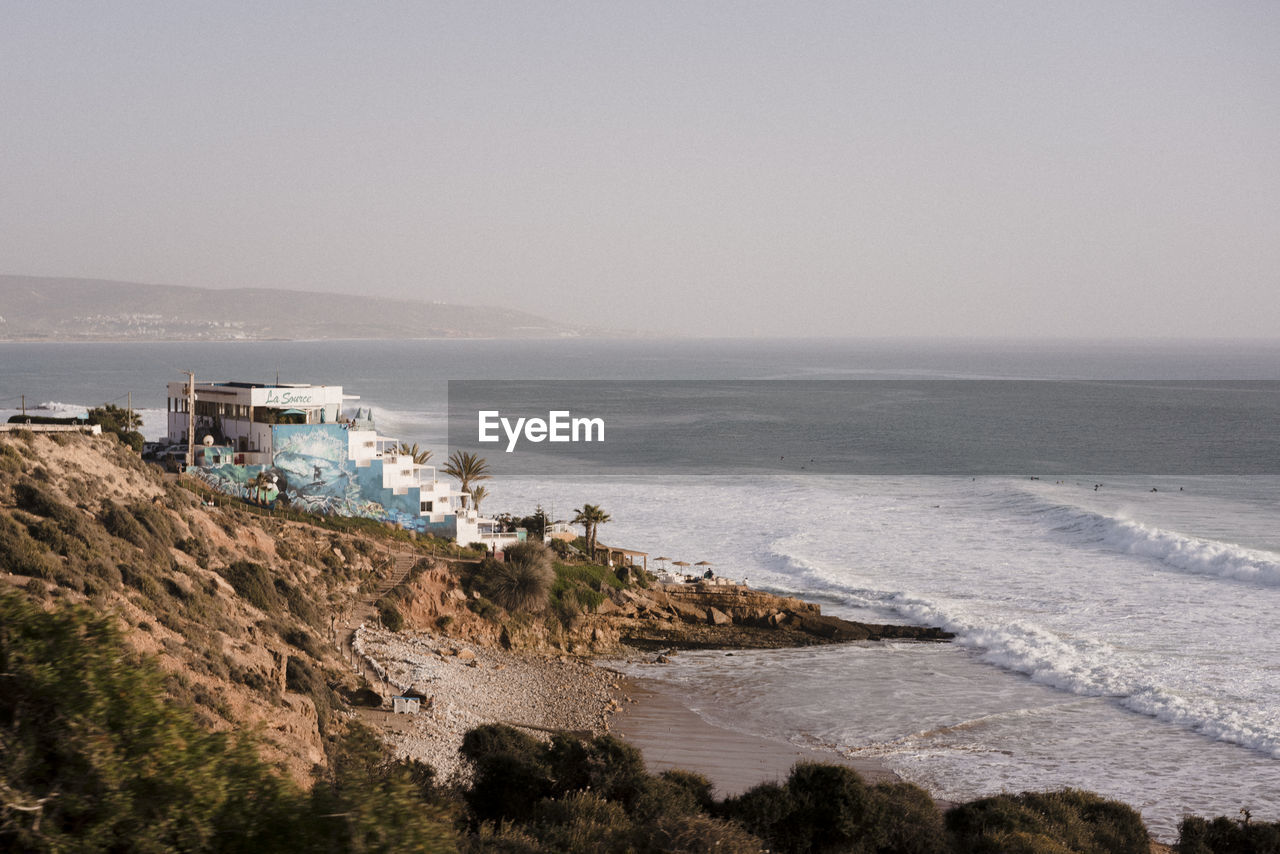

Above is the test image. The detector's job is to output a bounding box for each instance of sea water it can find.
[3,337,1278,838]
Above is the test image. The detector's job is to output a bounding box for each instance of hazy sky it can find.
[2,2,1277,338]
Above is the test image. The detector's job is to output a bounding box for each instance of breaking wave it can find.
[1034,500,1280,588]
[766,541,1280,759]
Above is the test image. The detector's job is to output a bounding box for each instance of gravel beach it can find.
[353,626,903,799]
[353,627,625,782]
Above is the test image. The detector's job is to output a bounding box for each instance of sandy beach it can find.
[353,624,902,798]
[610,676,898,797]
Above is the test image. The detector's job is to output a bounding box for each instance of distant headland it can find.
[0,275,587,341]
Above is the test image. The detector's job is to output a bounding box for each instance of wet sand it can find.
[611,676,898,797]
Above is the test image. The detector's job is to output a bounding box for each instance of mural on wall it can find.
[188,423,457,537]
[189,451,279,505]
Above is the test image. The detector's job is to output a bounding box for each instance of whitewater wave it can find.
[1032,499,1280,588]
[0,402,168,441]
[33,400,87,416]
[766,541,1280,759]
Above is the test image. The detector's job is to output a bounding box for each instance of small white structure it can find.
[392,695,421,714]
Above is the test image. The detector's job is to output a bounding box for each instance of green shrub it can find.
[377,598,405,632]
[120,563,164,602]
[720,762,945,854]
[946,789,1148,854]
[460,724,554,824]
[472,542,555,613]
[130,500,177,545]
[216,560,279,612]
[231,664,270,693]
[872,781,950,854]
[284,655,318,695]
[645,811,766,853]
[277,578,321,627]
[87,560,123,587]
[282,627,321,657]
[86,404,144,452]
[0,454,20,476]
[0,589,300,850]
[1178,814,1280,853]
[524,791,637,853]
[176,535,210,568]
[27,517,70,554]
[467,595,500,620]
[99,501,150,548]
[0,514,60,579]
[14,479,68,518]
[305,724,457,853]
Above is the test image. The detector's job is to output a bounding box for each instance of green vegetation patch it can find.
[946,789,1149,854]
[0,513,60,579]
[0,589,456,852]
[548,560,626,620]
[216,560,279,612]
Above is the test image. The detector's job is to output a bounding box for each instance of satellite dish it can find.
[202,435,215,446]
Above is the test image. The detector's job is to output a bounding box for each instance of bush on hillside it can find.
[473,542,555,613]
[460,724,555,825]
[0,589,293,851]
[946,789,1149,854]
[1178,814,1280,854]
[376,597,405,631]
[0,514,60,579]
[719,762,951,854]
[216,560,279,612]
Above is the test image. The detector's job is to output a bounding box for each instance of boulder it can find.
[669,599,706,624]
[706,607,733,626]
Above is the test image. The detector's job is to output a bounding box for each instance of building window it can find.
[420,501,432,512]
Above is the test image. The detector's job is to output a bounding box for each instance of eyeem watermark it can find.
[478,410,605,453]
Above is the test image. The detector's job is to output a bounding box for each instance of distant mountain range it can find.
[0,276,583,341]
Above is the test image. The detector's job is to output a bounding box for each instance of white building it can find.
[171,379,521,549]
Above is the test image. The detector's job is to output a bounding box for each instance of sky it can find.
[2,2,1278,338]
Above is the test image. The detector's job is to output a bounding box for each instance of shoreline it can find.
[609,674,901,798]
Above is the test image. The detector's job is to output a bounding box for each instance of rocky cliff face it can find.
[395,565,953,656]
[596,582,952,651]
[0,431,424,784]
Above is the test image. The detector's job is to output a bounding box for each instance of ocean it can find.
[3,336,1279,839]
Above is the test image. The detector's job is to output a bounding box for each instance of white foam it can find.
[1,403,167,440]
[767,533,1280,759]
[1052,506,1280,587]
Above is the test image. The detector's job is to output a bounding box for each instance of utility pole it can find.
[127,391,132,434]
[184,371,196,468]
[20,394,25,417]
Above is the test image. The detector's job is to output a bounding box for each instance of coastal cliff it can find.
[0,430,946,784]
[2,429,1246,851]
[388,557,953,654]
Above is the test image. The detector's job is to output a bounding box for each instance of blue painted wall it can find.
[189,423,458,537]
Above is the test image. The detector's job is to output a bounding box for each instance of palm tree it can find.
[443,450,491,495]
[395,442,432,465]
[572,504,612,562]
[468,485,489,515]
